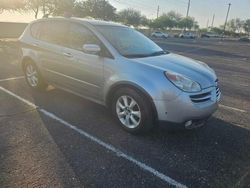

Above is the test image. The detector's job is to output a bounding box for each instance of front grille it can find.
[215,79,221,100]
[216,87,220,98]
[190,79,221,103]
[190,92,211,103]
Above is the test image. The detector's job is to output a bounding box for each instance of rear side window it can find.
[39,21,69,46]
[68,23,101,51]
[30,22,41,39]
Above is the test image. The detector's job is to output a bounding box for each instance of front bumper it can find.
[154,86,220,126]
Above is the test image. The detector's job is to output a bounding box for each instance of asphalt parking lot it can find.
[0,38,250,188]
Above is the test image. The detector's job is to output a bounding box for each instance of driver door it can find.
[58,23,105,101]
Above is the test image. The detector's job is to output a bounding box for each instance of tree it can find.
[23,0,75,18]
[210,27,223,34]
[118,9,144,27]
[0,0,25,13]
[24,0,54,18]
[227,19,236,32]
[243,19,250,37]
[149,11,198,30]
[166,11,182,28]
[51,0,76,16]
[150,12,181,30]
[150,11,182,29]
[235,18,244,33]
[74,0,116,21]
[179,17,195,30]
[24,0,42,19]
[140,15,150,26]
[193,22,199,30]
[160,14,176,29]
[149,17,162,29]
[227,18,244,33]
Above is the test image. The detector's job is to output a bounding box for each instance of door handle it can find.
[33,43,39,47]
[63,52,73,58]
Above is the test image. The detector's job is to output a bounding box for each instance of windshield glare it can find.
[96,25,165,58]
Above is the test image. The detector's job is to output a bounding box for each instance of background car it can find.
[179,32,196,39]
[201,32,220,38]
[151,31,169,38]
[239,37,250,42]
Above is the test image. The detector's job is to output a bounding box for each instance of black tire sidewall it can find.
[111,87,154,133]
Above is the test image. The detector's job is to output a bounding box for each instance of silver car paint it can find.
[19,18,220,124]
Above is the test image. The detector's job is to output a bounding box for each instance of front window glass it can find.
[96,25,167,58]
[68,24,101,51]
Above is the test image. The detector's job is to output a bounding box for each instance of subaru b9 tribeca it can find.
[19,18,221,133]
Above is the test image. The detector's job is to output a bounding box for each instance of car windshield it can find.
[96,25,168,58]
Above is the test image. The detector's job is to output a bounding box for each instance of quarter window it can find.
[30,22,41,39]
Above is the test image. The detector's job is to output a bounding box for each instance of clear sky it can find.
[109,0,250,27]
[0,0,250,28]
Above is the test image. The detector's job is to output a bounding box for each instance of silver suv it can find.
[19,17,220,133]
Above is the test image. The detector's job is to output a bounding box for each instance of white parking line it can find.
[0,86,187,188]
[219,104,247,113]
[0,76,24,82]
[239,84,249,87]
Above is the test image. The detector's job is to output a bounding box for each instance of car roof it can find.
[31,17,126,27]
[73,17,125,27]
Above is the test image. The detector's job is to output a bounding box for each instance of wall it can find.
[0,22,28,38]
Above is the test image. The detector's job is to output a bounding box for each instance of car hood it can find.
[132,53,217,89]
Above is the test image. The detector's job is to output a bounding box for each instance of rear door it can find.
[37,20,70,85]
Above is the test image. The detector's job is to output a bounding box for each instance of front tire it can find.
[111,87,154,134]
[24,61,47,90]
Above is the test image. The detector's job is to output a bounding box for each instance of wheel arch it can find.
[105,81,158,121]
[21,56,36,71]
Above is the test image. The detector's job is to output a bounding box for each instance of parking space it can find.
[0,38,250,188]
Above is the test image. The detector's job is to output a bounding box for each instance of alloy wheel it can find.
[25,64,38,87]
[116,95,141,129]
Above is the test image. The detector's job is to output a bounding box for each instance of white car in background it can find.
[179,32,196,39]
[151,31,169,39]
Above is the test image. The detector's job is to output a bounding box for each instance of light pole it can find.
[184,0,191,31]
[186,0,191,17]
[157,5,160,18]
[211,14,215,28]
[207,19,210,29]
[223,3,232,36]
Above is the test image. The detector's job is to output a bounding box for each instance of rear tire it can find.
[111,87,154,134]
[24,61,47,90]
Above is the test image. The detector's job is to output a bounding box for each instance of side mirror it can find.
[82,44,101,55]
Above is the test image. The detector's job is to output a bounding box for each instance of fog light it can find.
[185,120,193,128]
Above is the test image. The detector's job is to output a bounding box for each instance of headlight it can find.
[164,71,201,92]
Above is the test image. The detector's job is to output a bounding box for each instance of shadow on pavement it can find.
[25,86,250,188]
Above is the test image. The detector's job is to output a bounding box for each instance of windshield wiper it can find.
[149,51,168,56]
[124,51,168,58]
[124,54,149,58]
